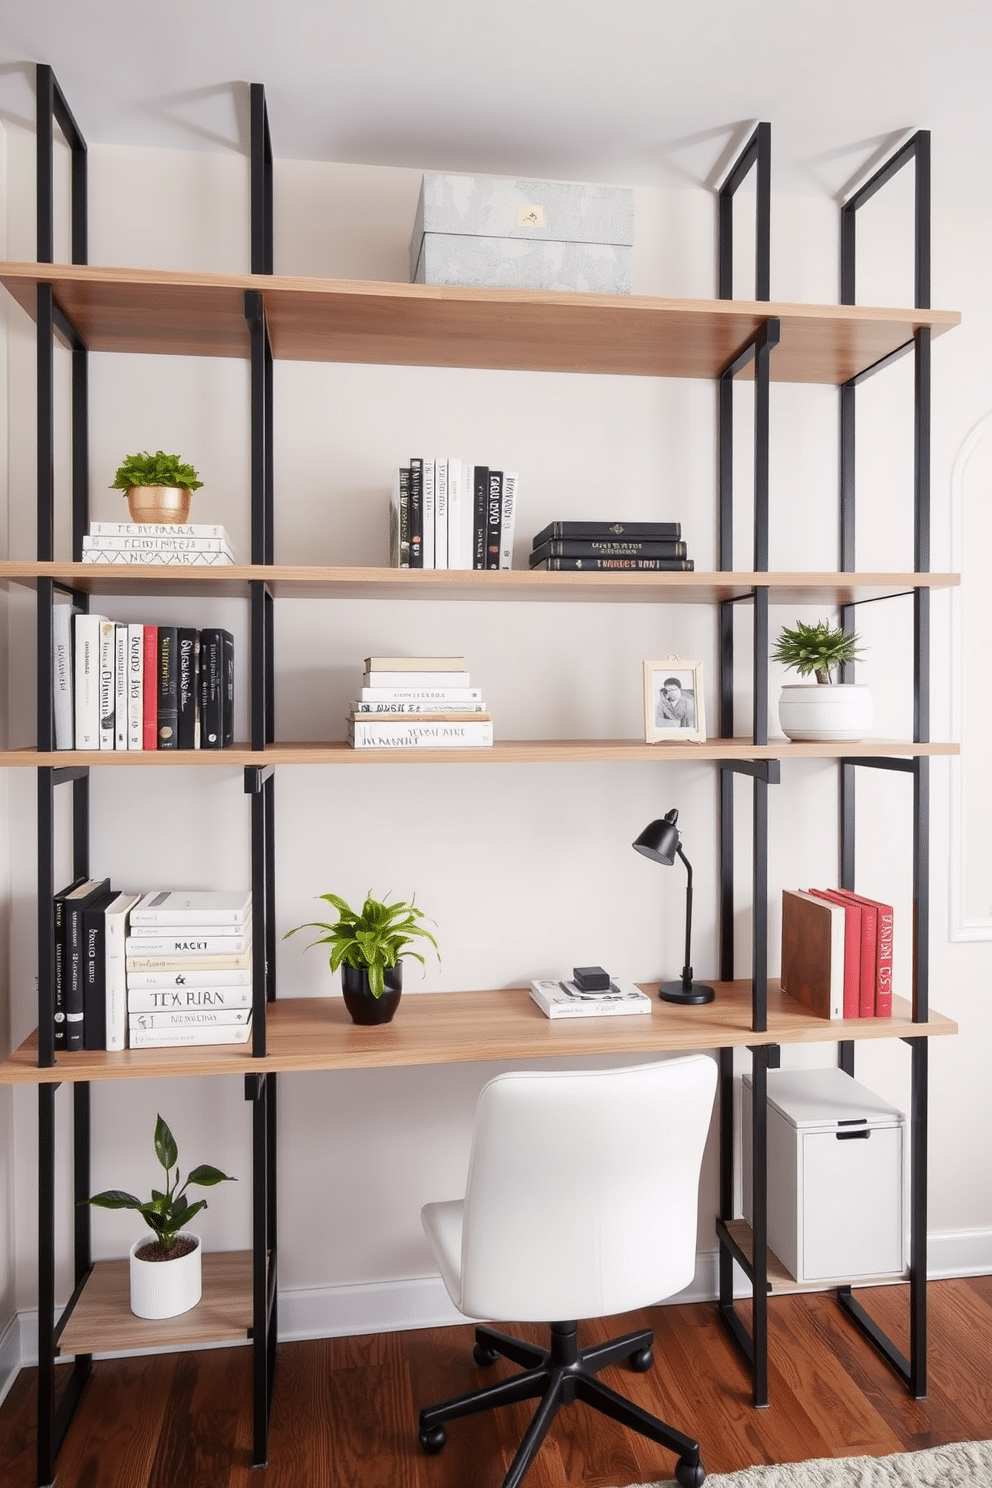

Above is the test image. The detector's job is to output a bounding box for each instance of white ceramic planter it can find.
[129,1232,202,1319]
[778,683,873,742]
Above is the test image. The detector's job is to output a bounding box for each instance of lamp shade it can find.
[632,809,680,866]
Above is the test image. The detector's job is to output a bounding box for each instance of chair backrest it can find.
[458,1055,717,1323]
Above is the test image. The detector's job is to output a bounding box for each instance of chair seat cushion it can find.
[422,1199,466,1309]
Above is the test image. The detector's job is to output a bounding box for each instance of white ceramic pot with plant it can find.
[772,619,872,742]
[110,450,204,524]
[284,890,439,1026]
[85,1114,236,1320]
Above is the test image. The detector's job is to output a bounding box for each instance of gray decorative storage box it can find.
[409,172,634,294]
[742,1067,906,1285]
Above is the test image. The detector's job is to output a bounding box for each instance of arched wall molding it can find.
[949,409,992,942]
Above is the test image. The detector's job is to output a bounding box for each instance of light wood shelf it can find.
[0,738,960,769]
[57,1249,254,1355]
[721,1219,908,1297]
[0,560,960,604]
[0,261,960,384]
[0,984,958,1087]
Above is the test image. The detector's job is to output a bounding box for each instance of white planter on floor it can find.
[778,683,873,742]
[129,1232,202,1319]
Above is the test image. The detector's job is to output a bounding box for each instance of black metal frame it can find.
[713,125,935,1408]
[30,71,279,1485]
[832,132,931,1400]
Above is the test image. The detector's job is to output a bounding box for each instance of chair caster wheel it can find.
[473,1343,500,1367]
[420,1425,447,1455]
[674,1456,706,1486]
[628,1346,653,1372]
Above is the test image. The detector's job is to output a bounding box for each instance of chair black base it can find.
[418,1320,706,1488]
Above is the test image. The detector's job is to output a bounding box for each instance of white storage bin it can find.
[742,1067,906,1284]
[409,172,634,294]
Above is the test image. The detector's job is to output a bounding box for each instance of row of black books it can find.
[53,884,253,1051]
[53,604,234,750]
[81,520,235,566]
[389,459,519,570]
[528,520,695,572]
[347,655,493,749]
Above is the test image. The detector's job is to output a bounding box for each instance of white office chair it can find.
[417,1055,717,1488]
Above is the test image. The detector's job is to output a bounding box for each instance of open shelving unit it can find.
[0,71,960,1485]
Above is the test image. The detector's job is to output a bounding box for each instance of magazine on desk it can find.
[529,979,652,1019]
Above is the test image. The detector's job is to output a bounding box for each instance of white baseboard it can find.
[6,1230,990,1375]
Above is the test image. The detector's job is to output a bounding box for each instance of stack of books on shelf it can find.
[51,884,252,1051]
[347,656,493,749]
[780,887,894,1021]
[527,519,694,571]
[81,521,235,566]
[52,605,234,751]
[125,891,253,1048]
[389,459,518,571]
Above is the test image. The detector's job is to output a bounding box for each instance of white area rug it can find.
[641,1440,992,1488]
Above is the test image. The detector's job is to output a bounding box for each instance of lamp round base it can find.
[658,981,715,1005]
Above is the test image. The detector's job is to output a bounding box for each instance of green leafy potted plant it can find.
[111,449,204,524]
[771,619,872,741]
[84,1114,236,1319]
[284,891,439,1025]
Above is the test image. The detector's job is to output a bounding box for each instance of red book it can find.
[808,889,861,1019]
[835,890,892,1018]
[142,625,158,750]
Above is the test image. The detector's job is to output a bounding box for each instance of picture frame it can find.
[643,657,706,743]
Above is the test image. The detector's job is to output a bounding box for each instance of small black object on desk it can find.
[632,808,715,1006]
[573,966,611,992]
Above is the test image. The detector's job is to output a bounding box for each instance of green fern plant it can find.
[110,450,203,493]
[772,619,865,684]
[284,891,439,998]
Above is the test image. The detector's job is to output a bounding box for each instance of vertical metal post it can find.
[908,1036,928,1397]
[250,83,274,278]
[246,1072,274,1465]
[748,1045,769,1407]
[717,1047,736,1314]
[37,772,55,1067]
[37,1083,57,1488]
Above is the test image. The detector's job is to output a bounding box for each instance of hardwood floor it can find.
[1,1277,989,1488]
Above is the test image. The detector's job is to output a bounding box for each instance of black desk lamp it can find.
[632,808,715,1005]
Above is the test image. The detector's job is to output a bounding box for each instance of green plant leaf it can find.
[186,1164,237,1187]
[84,1189,143,1210]
[154,1114,178,1172]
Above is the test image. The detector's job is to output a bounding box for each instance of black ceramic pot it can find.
[340,963,403,1025]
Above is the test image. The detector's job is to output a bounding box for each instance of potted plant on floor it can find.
[84,1114,236,1319]
[111,449,204,524]
[284,890,439,1025]
[771,618,872,741]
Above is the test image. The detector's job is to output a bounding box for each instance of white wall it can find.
[2,123,990,1363]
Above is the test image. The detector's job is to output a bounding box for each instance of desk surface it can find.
[0,981,958,1084]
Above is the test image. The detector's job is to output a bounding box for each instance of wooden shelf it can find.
[0,737,959,769]
[721,1219,908,1296]
[0,262,960,384]
[0,984,958,1086]
[0,560,960,605]
[57,1249,254,1355]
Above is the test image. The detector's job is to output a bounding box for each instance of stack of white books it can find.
[82,521,235,566]
[125,890,253,1047]
[347,656,493,749]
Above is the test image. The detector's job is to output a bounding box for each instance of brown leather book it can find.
[780,889,844,1019]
